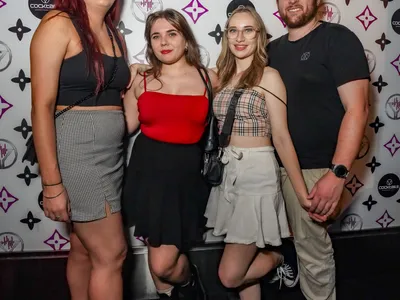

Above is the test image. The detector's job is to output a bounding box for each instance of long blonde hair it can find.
[216,7,269,91]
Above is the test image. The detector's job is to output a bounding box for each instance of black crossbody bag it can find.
[23,26,118,166]
[198,68,243,186]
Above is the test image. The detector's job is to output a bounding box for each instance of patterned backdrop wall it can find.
[0,0,399,253]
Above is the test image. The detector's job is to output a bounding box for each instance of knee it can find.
[92,242,127,270]
[150,258,176,280]
[218,266,242,289]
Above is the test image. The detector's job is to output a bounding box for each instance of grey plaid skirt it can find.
[55,110,125,222]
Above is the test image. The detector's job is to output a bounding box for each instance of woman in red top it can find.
[122,9,217,300]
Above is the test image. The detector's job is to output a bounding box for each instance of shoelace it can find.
[275,264,294,289]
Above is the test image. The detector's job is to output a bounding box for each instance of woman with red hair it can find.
[30,0,129,299]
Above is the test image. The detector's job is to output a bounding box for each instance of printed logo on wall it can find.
[378,173,400,198]
[318,2,341,24]
[226,0,256,18]
[345,175,364,196]
[29,0,55,19]
[376,210,395,228]
[369,116,385,134]
[8,19,31,41]
[380,0,393,9]
[17,166,38,186]
[0,41,12,72]
[11,70,31,91]
[199,45,210,67]
[385,94,400,120]
[208,24,223,45]
[356,6,378,31]
[340,214,363,231]
[117,21,132,37]
[375,33,391,51]
[0,139,18,169]
[0,95,13,119]
[390,54,400,76]
[366,156,381,174]
[182,0,209,24]
[38,191,44,211]
[14,118,32,139]
[372,75,388,93]
[364,50,376,74]
[132,46,147,64]
[0,232,24,252]
[0,0,6,9]
[362,195,377,211]
[20,211,41,230]
[44,229,70,251]
[273,11,286,28]
[356,135,370,160]
[0,186,19,213]
[392,9,400,35]
[131,0,163,23]
[384,134,400,157]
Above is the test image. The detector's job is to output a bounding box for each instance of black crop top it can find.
[56,16,130,107]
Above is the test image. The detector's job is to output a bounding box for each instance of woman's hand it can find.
[127,63,151,88]
[43,184,70,222]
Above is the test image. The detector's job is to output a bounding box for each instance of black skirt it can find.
[122,133,210,251]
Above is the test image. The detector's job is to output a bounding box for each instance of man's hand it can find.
[307,171,345,219]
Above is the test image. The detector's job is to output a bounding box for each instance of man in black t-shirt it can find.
[267,1,369,299]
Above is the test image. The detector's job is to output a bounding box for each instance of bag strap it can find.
[54,25,118,119]
[219,89,244,147]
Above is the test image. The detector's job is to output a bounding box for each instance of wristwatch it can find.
[330,164,349,179]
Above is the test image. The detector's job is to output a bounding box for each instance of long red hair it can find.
[54,0,121,93]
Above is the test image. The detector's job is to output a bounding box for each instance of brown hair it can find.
[217,6,269,91]
[144,9,202,79]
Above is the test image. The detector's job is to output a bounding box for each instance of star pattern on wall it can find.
[182,0,208,24]
[345,175,364,196]
[369,116,384,134]
[8,19,31,41]
[44,230,70,251]
[356,6,377,31]
[117,21,132,37]
[365,156,381,174]
[14,118,32,139]
[362,195,377,211]
[20,211,41,230]
[11,69,31,91]
[376,210,395,228]
[372,75,388,93]
[208,24,223,45]
[380,0,393,9]
[16,166,38,186]
[375,33,391,51]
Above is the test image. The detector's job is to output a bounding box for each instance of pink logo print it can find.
[384,134,400,157]
[345,175,364,196]
[390,54,400,76]
[0,95,13,119]
[376,210,395,228]
[182,0,208,24]
[0,0,6,9]
[0,187,18,213]
[356,6,377,31]
[273,11,286,28]
[44,229,70,251]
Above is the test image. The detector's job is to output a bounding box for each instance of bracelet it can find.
[43,188,65,200]
[42,181,63,187]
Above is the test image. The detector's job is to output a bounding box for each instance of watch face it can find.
[335,165,347,177]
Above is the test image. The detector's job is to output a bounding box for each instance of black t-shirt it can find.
[268,21,370,169]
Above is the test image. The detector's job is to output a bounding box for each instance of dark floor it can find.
[1,228,399,300]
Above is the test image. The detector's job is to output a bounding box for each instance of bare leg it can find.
[73,205,127,300]
[67,231,91,300]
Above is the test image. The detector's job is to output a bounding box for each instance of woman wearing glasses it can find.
[204,7,311,299]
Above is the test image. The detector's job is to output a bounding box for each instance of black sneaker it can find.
[269,239,299,288]
[179,263,208,300]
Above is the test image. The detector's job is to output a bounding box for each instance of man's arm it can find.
[308,79,369,217]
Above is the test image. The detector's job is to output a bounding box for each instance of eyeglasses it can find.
[225,27,259,40]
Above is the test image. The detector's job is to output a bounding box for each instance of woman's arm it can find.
[259,68,311,210]
[30,11,71,221]
[123,74,142,134]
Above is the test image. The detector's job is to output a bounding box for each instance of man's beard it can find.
[280,1,319,29]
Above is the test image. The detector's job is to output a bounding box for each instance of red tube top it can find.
[138,90,209,144]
